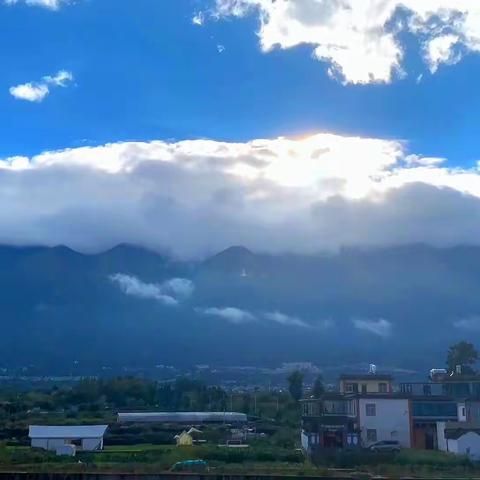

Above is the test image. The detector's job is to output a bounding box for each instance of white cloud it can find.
[426,34,461,73]
[9,70,74,103]
[3,132,480,256]
[210,0,480,84]
[353,318,392,338]
[162,278,195,300]
[192,12,204,25]
[197,307,256,324]
[264,311,309,328]
[4,0,68,9]
[43,70,74,87]
[110,274,194,306]
[9,83,49,102]
[454,316,480,331]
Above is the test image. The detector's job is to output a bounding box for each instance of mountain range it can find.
[1,243,479,373]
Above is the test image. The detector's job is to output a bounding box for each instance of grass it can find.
[2,443,480,477]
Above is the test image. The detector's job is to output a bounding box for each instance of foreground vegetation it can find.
[0,443,480,478]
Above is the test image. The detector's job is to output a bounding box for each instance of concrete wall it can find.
[300,430,319,452]
[32,437,103,452]
[451,432,480,459]
[82,437,103,451]
[437,422,448,452]
[359,398,411,447]
[340,379,391,394]
[31,438,67,451]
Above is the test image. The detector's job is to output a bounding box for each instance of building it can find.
[301,394,359,452]
[437,422,480,459]
[400,374,480,398]
[411,397,458,449]
[358,396,412,447]
[340,374,393,394]
[29,425,108,452]
[117,411,247,425]
[174,431,194,446]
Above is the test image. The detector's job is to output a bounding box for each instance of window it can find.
[361,384,367,394]
[401,383,413,394]
[379,382,387,393]
[345,383,357,393]
[366,403,376,416]
[423,384,432,396]
[367,429,377,442]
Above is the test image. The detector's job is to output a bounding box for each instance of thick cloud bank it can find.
[210,0,480,84]
[2,132,480,257]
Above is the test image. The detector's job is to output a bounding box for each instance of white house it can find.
[358,397,412,447]
[29,425,108,452]
[437,422,480,459]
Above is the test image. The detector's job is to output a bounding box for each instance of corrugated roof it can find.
[29,425,108,439]
[340,374,393,381]
[117,412,247,423]
[444,422,480,439]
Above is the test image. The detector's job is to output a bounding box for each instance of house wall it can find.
[458,403,467,422]
[456,432,480,459]
[32,437,103,452]
[31,438,66,451]
[31,438,49,449]
[82,437,103,451]
[358,398,411,447]
[466,401,480,422]
[301,430,319,452]
[340,379,391,394]
[437,422,448,452]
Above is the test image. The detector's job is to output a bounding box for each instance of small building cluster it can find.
[28,425,108,456]
[28,411,248,456]
[301,368,480,459]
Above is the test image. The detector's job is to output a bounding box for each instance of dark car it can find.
[369,440,401,453]
[170,460,209,472]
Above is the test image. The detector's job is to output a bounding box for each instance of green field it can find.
[1,443,480,478]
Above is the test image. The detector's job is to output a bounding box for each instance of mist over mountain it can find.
[1,243,478,373]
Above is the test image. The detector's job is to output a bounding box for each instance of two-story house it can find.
[340,374,393,394]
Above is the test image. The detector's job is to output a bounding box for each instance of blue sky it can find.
[3,0,480,257]
[1,0,479,166]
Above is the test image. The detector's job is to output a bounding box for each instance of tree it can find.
[447,341,479,374]
[287,370,304,401]
[312,374,325,398]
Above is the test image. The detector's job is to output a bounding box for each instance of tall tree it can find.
[287,370,304,401]
[447,341,479,374]
[312,374,325,398]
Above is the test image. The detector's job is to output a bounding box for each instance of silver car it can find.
[369,440,401,453]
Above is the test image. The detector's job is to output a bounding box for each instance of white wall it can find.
[437,422,448,452]
[301,430,319,452]
[82,437,103,451]
[359,398,411,447]
[454,432,480,459]
[31,438,49,449]
[31,437,103,452]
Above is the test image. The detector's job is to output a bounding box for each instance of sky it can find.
[2,0,480,257]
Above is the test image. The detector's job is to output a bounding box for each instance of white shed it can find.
[437,422,480,459]
[29,425,108,452]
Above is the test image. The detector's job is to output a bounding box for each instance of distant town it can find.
[0,341,478,477]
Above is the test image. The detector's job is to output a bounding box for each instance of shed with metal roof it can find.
[29,425,108,452]
[117,411,247,424]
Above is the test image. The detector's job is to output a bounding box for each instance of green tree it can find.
[312,374,325,398]
[447,341,479,374]
[287,370,304,401]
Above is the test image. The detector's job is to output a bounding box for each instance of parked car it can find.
[369,440,401,453]
[170,460,209,472]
